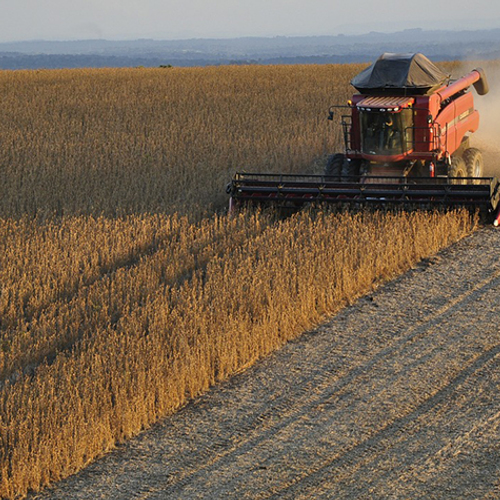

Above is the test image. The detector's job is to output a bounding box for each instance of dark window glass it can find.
[360,109,413,156]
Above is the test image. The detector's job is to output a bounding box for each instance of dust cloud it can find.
[465,62,500,177]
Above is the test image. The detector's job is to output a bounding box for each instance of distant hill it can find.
[1,28,500,69]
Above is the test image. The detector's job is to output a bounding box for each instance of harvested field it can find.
[30,227,500,500]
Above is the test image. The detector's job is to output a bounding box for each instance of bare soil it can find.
[30,227,500,500]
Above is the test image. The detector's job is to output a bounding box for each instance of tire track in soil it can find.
[267,347,500,500]
[133,266,500,498]
[31,227,500,500]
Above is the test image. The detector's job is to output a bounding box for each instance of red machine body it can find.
[331,63,489,177]
[348,82,479,163]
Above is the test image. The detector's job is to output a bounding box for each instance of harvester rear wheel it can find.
[448,156,467,184]
[463,148,484,178]
[325,154,345,181]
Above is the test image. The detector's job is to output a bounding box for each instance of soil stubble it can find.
[32,227,500,500]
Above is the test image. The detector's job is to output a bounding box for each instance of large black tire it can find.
[448,156,467,184]
[341,159,361,179]
[463,148,484,178]
[324,153,345,181]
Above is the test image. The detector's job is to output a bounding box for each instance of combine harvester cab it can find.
[228,53,500,223]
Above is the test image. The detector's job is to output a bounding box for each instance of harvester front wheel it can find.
[463,148,484,178]
[325,154,345,181]
[341,159,361,180]
[448,156,467,184]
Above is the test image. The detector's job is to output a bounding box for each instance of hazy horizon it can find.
[2,25,500,45]
[2,0,499,43]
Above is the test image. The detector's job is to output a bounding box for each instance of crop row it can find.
[0,65,359,218]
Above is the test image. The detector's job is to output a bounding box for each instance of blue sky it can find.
[1,0,499,42]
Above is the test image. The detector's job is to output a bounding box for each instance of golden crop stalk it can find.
[0,64,476,499]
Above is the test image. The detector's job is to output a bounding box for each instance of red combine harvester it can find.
[228,53,500,223]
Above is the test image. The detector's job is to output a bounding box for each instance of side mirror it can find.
[328,111,334,121]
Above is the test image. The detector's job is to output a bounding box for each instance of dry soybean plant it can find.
[0,208,474,498]
[0,64,358,218]
[0,64,477,498]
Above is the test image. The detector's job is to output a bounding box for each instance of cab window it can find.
[360,109,413,156]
